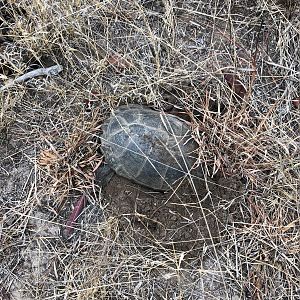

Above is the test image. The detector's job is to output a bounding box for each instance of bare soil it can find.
[104,174,245,256]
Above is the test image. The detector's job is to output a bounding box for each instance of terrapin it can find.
[98,105,201,191]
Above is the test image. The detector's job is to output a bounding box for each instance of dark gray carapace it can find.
[100,105,201,191]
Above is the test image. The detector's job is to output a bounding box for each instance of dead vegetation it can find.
[0,0,299,299]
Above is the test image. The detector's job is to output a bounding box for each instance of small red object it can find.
[63,194,87,237]
[292,98,300,109]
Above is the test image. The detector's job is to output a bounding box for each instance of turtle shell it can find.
[100,105,200,191]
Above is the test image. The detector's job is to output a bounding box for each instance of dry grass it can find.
[0,0,299,299]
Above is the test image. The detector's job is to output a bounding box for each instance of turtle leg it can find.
[95,164,115,187]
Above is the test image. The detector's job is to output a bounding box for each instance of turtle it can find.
[98,105,202,191]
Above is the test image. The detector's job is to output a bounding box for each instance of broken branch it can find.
[0,64,63,91]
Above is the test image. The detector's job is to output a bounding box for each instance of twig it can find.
[0,64,63,91]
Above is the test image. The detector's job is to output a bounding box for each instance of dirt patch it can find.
[103,173,245,256]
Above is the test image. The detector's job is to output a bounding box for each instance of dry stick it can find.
[0,64,63,91]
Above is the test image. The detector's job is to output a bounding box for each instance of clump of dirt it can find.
[103,173,245,256]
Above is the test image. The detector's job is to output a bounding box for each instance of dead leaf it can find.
[39,149,61,167]
[63,194,87,238]
[223,72,247,99]
[106,54,131,69]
